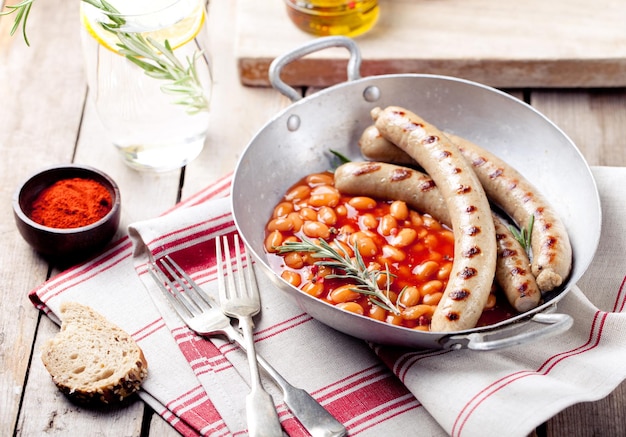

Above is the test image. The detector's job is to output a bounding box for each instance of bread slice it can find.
[41,302,148,404]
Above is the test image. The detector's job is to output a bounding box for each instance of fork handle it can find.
[225,326,347,437]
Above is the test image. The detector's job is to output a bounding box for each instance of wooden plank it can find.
[530,89,626,167]
[0,1,86,435]
[236,0,626,88]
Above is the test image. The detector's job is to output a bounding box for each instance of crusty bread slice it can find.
[41,302,148,404]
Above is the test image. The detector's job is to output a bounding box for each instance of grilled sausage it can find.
[359,125,416,166]
[334,161,541,313]
[358,124,572,292]
[492,213,542,312]
[448,133,572,292]
[334,161,451,224]
[371,106,497,332]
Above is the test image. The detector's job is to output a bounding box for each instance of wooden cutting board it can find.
[235,0,626,88]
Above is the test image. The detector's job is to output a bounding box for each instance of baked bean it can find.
[437,262,453,281]
[302,221,331,239]
[423,215,441,230]
[379,214,398,236]
[401,304,435,321]
[284,252,304,269]
[369,304,387,321]
[273,201,294,218]
[264,230,283,253]
[330,284,361,303]
[382,244,406,262]
[285,184,310,202]
[336,302,365,315]
[267,217,294,232]
[287,212,303,232]
[299,207,318,221]
[317,206,338,226]
[308,185,341,207]
[390,228,417,247]
[390,200,409,220]
[421,280,444,296]
[409,210,424,227]
[281,270,302,287]
[421,291,443,306]
[423,233,438,248]
[399,286,421,307]
[306,173,334,187]
[348,196,377,210]
[304,281,325,296]
[330,240,354,258]
[361,213,378,230]
[485,293,497,310]
[349,232,378,257]
[335,205,348,216]
[440,229,454,245]
[338,224,357,235]
[413,260,439,280]
[386,314,404,326]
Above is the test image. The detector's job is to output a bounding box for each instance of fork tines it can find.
[149,255,215,318]
[216,234,258,300]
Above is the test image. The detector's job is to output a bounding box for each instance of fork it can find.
[149,254,347,437]
[216,234,283,437]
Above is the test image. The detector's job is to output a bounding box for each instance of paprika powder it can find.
[29,178,113,228]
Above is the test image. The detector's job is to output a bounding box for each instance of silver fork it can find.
[216,234,282,437]
[148,254,347,437]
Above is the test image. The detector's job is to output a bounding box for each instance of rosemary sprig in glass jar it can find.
[276,236,402,315]
[0,0,209,114]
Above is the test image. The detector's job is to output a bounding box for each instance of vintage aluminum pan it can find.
[231,37,601,350]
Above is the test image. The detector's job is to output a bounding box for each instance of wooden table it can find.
[1,0,625,435]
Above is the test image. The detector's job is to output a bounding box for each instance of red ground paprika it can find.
[29,178,113,229]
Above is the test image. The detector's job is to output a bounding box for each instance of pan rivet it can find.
[287,114,301,131]
[363,86,381,102]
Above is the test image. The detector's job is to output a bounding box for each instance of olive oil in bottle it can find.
[285,0,379,37]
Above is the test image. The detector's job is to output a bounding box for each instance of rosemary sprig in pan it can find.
[509,214,534,254]
[1,0,210,114]
[276,236,401,315]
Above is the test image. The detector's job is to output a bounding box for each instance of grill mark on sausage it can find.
[489,168,504,179]
[446,312,461,321]
[459,266,478,279]
[352,162,381,176]
[457,185,472,194]
[465,226,481,236]
[449,289,471,300]
[466,205,477,214]
[464,247,482,258]
[390,168,412,181]
[419,179,437,192]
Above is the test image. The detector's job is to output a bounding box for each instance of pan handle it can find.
[439,309,574,351]
[268,36,362,102]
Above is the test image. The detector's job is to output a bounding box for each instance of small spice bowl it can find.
[12,164,121,261]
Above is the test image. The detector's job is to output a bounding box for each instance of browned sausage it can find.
[492,213,542,312]
[358,124,572,292]
[359,125,416,165]
[371,106,497,332]
[448,133,572,292]
[333,161,451,225]
[334,161,541,313]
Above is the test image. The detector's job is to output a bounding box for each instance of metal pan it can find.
[231,37,601,350]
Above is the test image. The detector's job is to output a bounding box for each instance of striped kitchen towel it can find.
[30,167,626,437]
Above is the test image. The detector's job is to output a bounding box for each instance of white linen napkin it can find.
[30,167,626,437]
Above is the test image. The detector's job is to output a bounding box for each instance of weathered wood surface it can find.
[1,0,625,436]
[236,0,626,88]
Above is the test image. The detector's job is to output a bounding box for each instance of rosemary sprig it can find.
[276,236,401,315]
[1,0,210,113]
[509,214,534,253]
[83,0,209,114]
[0,0,35,46]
